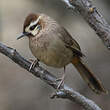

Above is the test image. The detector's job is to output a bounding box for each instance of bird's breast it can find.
[29,31,73,68]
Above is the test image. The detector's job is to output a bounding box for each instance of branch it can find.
[0,42,102,110]
[62,0,110,49]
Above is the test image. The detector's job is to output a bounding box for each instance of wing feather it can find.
[58,27,84,57]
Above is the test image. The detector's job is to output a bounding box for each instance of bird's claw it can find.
[29,59,39,71]
[56,74,65,89]
[50,74,65,90]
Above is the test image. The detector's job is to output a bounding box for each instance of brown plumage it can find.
[18,13,108,94]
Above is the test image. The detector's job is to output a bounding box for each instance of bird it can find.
[17,13,107,94]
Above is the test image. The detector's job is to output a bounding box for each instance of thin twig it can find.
[0,42,102,110]
[62,0,110,49]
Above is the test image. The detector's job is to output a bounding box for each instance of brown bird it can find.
[17,13,107,94]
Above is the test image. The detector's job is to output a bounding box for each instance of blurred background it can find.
[1,0,110,110]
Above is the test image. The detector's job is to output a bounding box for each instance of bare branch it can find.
[62,0,110,49]
[0,42,102,110]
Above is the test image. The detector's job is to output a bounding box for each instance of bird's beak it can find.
[17,32,30,40]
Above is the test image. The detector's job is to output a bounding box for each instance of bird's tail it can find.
[72,57,108,94]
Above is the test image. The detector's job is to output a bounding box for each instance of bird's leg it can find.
[50,67,66,98]
[29,59,40,71]
[56,66,66,89]
[48,67,66,89]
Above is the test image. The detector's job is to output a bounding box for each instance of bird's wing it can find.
[58,27,84,57]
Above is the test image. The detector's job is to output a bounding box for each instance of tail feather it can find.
[72,57,108,94]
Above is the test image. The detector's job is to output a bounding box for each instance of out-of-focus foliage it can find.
[0,0,110,110]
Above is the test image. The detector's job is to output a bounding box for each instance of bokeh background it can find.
[1,0,110,110]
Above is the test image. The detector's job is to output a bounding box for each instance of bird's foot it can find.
[29,59,39,71]
[50,67,66,89]
[49,74,65,89]
[56,74,65,89]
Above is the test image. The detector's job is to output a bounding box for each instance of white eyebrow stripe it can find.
[29,16,42,27]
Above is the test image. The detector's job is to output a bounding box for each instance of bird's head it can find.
[17,13,43,40]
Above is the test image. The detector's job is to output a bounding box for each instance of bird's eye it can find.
[30,24,37,30]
